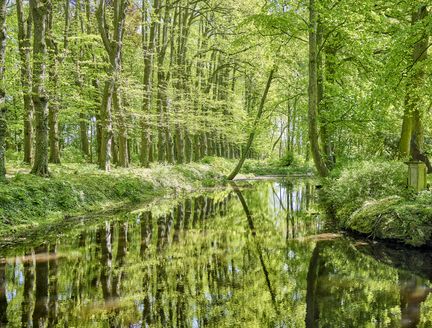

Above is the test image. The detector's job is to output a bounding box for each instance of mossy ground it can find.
[322,160,432,247]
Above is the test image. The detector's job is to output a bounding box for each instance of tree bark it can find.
[156,0,170,163]
[96,0,129,171]
[317,21,334,168]
[47,3,61,164]
[17,0,34,165]
[399,5,429,167]
[73,0,90,157]
[0,0,6,180]
[308,0,329,178]
[140,0,157,167]
[30,0,51,177]
[114,89,129,167]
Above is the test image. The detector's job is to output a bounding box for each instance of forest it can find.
[0,0,432,327]
[0,0,430,177]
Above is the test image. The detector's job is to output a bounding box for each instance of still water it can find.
[0,179,432,327]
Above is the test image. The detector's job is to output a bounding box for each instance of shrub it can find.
[278,151,294,167]
[61,147,86,164]
[241,159,314,176]
[347,193,432,246]
[322,160,432,246]
[322,160,406,224]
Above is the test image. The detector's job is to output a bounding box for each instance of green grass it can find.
[0,159,234,237]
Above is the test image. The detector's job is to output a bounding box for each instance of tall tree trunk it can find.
[96,0,129,171]
[227,68,275,180]
[30,0,51,177]
[308,0,329,178]
[47,5,61,164]
[114,89,129,167]
[400,97,412,158]
[317,21,333,168]
[99,77,115,171]
[73,0,90,157]
[140,0,157,167]
[399,5,429,165]
[156,0,170,163]
[321,42,337,167]
[17,0,34,165]
[0,0,6,180]
[164,2,176,164]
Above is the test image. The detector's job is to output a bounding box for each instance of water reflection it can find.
[0,179,431,327]
[0,258,7,326]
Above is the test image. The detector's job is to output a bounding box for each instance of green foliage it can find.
[200,156,235,173]
[323,160,432,246]
[0,160,233,235]
[0,172,154,229]
[347,193,432,246]
[61,147,87,164]
[5,150,21,161]
[241,159,314,176]
[278,151,294,167]
[322,160,406,223]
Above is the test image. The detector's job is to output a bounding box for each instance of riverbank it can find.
[0,157,237,239]
[321,160,432,247]
[0,156,316,243]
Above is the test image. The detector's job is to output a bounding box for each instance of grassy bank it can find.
[0,155,314,241]
[0,157,234,238]
[322,161,432,247]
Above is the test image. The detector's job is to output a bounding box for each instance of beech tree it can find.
[0,0,6,180]
[30,0,51,177]
[308,0,329,177]
[96,0,129,171]
[0,0,430,178]
[16,0,34,165]
[399,5,431,171]
[228,68,276,180]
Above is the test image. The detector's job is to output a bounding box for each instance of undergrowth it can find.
[241,159,315,176]
[322,160,432,246]
[0,159,232,235]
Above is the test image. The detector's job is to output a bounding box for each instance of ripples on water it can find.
[0,179,431,327]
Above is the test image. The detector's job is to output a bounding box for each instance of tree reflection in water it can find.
[0,179,431,327]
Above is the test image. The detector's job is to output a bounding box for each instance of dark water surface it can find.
[0,179,432,327]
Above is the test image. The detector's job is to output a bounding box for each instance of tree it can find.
[308,0,329,178]
[96,0,129,171]
[0,0,6,180]
[46,1,62,164]
[399,5,431,172]
[16,0,34,165]
[227,68,275,180]
[30,0,51,177]
[140,0,157,167]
